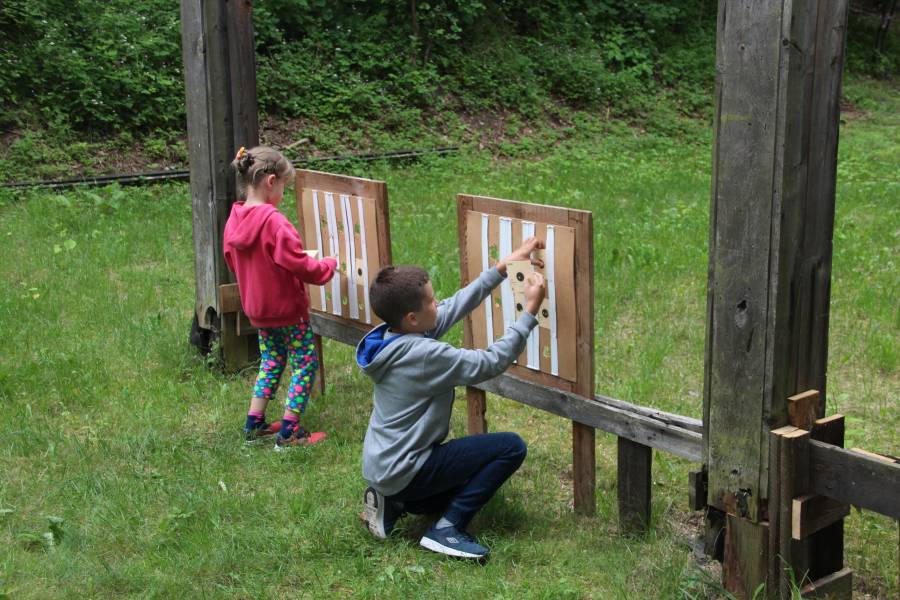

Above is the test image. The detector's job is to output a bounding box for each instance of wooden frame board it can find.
[457,194,594,397]
[296,169,392,331]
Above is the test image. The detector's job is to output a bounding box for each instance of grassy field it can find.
[0,78,896,598]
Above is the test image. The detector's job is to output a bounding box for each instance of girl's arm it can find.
[272,221,337,285]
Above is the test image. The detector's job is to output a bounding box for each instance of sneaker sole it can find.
[419,535,487,560]
[363,487,387,539]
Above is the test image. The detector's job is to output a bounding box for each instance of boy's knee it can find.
[504,432,527,462]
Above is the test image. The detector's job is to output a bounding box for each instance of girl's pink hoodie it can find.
[223,202,337,328]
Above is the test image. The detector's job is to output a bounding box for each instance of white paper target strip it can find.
[480,213,494,345]
[498,217,515,339]
[357,196,372,324]
[324,192,342,316]
[546,225,559,376]
[339,195,360,320]
[311,191,327,309]
[521,220,540,370]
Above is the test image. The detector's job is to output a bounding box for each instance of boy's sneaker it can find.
[274,426,326,450]
[419,524,490,560]
[243,420,281,442]
[362,487,404,539]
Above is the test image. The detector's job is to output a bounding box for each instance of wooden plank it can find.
[297,169,385,201]
[723,515,769,600]
[466,386,487,435]
[225,0,258,150]
[572,422,595,515]
[218,283,241,314]
[810,414,845,446]
[807,412,846,579]
[309,312,369,347]
[618,437,652,533]
[768,426,811,599]
[808,439,900,520]
[475,374,702,462]
[791,494,850,540]
[788,390,821,431]
[180,0,218,328]
[798,567,852,599]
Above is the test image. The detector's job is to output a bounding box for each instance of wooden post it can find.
[702,1,849,594]
[314,334,326,398]
[572,422,595,515]
[617,437,652,533]
[181,0,259,370]
[466,386,487,435]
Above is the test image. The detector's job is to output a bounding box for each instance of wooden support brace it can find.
[791,494,850,540]
[618,437,652,533]
[787,390,820,431]
[572,422,595,516]
[806,414,847,579]
[218,283,241,314]
[466,386,487,435]
[798,567,852,599]
[768,426,811,600]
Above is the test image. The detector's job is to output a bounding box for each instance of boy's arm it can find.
[423,312,537,387]
[425,267,504,340]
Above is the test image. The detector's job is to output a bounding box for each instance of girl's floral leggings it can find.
[252,321,318,414]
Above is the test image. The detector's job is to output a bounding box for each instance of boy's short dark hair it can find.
[370,266,430,328]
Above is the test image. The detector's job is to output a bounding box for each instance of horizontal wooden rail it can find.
[808,439,900,520]
[474,375,702,462]
[310,313,703,462]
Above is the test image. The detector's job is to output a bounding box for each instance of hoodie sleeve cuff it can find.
[485,266,505,285]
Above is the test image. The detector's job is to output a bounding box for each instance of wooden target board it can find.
[296,169,391,328]
[458,194,594,395]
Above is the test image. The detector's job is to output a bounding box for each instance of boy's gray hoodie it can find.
[356,267,537,496]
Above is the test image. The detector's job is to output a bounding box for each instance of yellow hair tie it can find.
[235,146,247,161]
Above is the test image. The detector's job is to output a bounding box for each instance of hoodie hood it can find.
[356,324,414,382]
[226,202,279,250]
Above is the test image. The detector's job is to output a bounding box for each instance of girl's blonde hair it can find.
[231,145,295,192]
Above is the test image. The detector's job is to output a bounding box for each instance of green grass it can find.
[1,78,897,598]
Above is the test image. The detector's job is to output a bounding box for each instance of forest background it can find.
[0,0,897,179]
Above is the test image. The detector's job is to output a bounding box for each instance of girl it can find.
[223,146,337,448]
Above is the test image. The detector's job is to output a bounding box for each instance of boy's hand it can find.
[523,272,546,316]
[496,237,545,275]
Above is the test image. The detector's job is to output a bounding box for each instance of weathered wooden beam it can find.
[618,437,652,533]
[791,494,850,540]
[704,0,850,525]
[807,413,846,581]
[474,374,702,462]
[808,440,900,519]
[798,567,852,599]
[218,283,241,314]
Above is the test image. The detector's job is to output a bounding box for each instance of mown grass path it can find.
[1,80,896,598]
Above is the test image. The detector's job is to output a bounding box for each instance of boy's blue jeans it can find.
[387,432,527,529]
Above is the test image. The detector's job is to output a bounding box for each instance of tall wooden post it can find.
[703,1,849,596]
[181,0,259,370]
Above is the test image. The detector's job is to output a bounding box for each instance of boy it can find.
[356,237,546,560]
